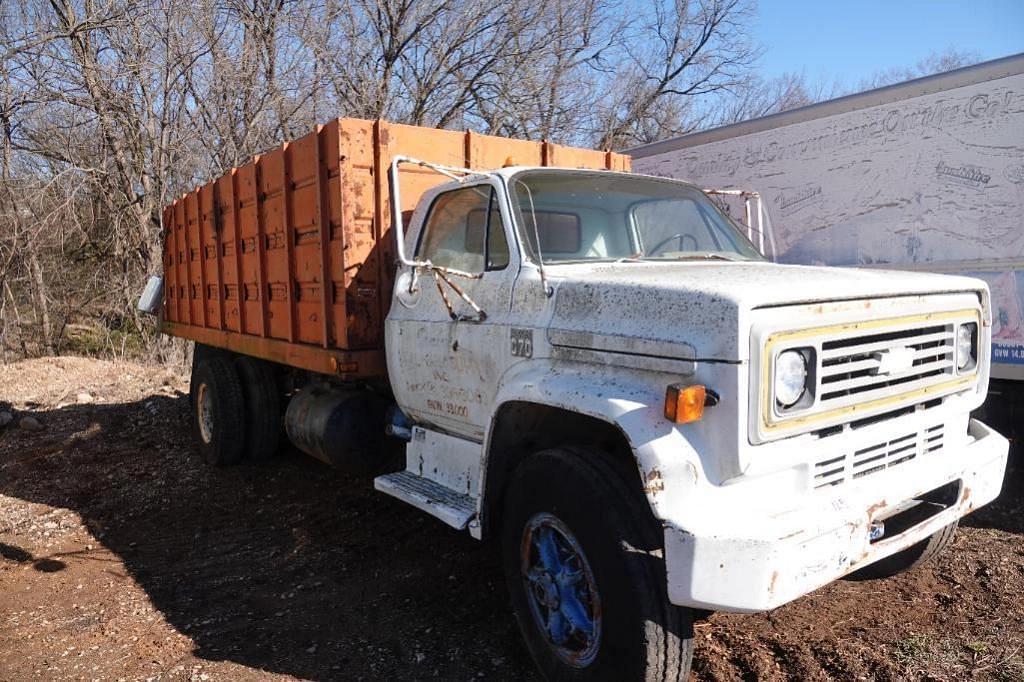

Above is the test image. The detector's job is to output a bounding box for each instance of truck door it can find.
[385,179,519,440]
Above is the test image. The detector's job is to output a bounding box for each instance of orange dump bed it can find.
[161,117,629,379]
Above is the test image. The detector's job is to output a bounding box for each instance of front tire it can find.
[501,448,693,681]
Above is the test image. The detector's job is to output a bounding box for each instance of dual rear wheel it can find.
[190,346,282,466]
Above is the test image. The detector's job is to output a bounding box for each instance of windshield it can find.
[510,170,763,263]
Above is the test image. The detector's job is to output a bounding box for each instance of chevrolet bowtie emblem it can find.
[872,347,916,376]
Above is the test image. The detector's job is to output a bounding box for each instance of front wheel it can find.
[501,448,693,681]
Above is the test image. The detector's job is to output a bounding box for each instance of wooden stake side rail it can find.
[161,116,630,380]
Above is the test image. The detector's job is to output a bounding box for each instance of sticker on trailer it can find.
[969,270,1024,365]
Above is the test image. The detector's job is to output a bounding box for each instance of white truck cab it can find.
[374,160,1009,679]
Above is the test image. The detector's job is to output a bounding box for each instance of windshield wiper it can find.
[644,252,742,262]
[691,253,739,261]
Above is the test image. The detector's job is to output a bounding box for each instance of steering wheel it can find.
[645,232,699,256]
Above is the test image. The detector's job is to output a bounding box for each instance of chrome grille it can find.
[813,424,944,489]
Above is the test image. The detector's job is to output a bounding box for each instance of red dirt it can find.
[1,357,1022,681]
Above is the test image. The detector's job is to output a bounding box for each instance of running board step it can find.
[374,471,477,530]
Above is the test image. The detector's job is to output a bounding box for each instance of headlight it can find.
[956,323,977,371]
[774,349,808,408]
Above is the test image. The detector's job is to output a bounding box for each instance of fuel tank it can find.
[284,384,398,476]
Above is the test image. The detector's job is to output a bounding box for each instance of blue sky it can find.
[755,0,1024,85]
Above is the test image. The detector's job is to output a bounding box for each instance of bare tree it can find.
[0,0,196,355]
[468,0,620,141]
[702,47,981,130]
[856,47,981,91]
[592,0,759,149]
[711,71,834,125]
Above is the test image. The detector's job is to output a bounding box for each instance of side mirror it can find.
[138,275,164,315]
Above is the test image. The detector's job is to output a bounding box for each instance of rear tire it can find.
[189,344,227,407]
[190,355,246,466]
[501,447,693,681]
[234,356,282,462]
[846,520,958,581]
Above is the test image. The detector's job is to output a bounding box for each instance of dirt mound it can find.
[0,356,183,409]
[0,357,1021,680]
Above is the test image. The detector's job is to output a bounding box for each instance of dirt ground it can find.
[1,357,1022,681]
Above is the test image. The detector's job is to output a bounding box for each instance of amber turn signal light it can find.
[664,384,706,424]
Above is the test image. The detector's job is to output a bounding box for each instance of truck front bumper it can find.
[663,418,1009,613]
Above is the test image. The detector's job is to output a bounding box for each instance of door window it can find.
[418,186,509,272]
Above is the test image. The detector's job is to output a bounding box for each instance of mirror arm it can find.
[389,156,416,267]
[388,156,492,322]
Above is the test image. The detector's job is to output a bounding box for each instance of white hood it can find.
[546,261,987,362]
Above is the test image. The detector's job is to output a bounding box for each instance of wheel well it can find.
[481,401,644,539]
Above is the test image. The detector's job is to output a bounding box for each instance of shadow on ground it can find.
[0,395,537,680]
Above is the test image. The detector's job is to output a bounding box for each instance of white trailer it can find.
[630,53,1024,397]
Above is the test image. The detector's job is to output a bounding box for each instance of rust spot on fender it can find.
[769,570,779,595]
[866,499,888,519]
[643,468,665,494]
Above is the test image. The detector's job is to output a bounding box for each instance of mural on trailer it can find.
[634,68,1024,375]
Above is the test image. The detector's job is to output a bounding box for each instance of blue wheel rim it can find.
[521,512,602,667]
